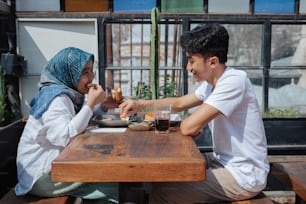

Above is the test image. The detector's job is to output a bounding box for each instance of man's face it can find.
[186,53,212,83]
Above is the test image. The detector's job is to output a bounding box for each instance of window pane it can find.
[208,0,249,14]
[113,0,156,12]
[271,24,305,67]
[300,0,306,13]
[225,24,262,67]
[110,23,151,67]
[267,70,306,117]
[255,0,294,14]
[161,0,203,13]
[106,22,183,97]
[270,24,306,116]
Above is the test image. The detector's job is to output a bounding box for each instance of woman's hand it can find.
[86,84,105,110]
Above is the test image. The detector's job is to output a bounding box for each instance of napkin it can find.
[89,127,127,133]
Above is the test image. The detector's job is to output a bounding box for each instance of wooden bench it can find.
[229,192,273,204]
[0,188,80,204]
[271,162,306,204]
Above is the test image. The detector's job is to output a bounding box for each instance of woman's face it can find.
[77,60,95,94]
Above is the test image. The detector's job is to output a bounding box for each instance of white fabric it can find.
[15,94,93,195]
[195,67,269,192]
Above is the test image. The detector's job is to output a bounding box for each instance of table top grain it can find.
[51,128,206,182]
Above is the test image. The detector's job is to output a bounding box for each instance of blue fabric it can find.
[29,85,74,119]
[30,173,118,202]
[29,47,94,119]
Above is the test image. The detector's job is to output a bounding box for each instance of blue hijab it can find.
[29,47,94,119]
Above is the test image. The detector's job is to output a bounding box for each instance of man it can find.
[119,23,269,203]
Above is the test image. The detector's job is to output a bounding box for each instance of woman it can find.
[15,47,118,203]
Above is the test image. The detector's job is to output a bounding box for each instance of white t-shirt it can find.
[195,67,269,192]
[15,94,93,195]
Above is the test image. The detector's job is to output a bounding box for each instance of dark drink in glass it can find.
[155,119,170,132]
[154,103,172,134]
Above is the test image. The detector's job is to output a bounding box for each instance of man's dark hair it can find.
[180,23,229,63]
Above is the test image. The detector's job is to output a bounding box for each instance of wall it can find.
[16,18,99,116]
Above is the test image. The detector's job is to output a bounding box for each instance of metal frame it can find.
[15,0,306,112]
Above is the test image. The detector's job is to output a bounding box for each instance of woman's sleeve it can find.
[41,95,93,147]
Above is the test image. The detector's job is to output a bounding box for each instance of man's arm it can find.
[119,92,202,117]
[180,102,220,136]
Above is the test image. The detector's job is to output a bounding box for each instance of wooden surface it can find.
[272,162,306,201]
[230,197,273,204]
[268,155,306,163]
[51,128,205,183]
[64,0,109,12]
[230,192,273,204]
[0,188,78,204]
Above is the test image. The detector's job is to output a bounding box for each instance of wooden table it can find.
[51,127,206,202]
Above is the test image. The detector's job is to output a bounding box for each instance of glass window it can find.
[300,0,306,13]
[225,24,262,67]
[254,0,295,14]
[266,70,306,117]
[269,24,306,116]
[105,21,183,98]
[208,0,250,14]
[271,24,304,67]
[113,0,156,12]
[161,0,203,13]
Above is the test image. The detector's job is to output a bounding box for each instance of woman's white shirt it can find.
[15,94,93,195]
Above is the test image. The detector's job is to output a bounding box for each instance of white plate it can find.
[96,120,128,127]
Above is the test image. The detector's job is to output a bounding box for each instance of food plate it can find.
[93,114,128,127]
[96,120,128,127]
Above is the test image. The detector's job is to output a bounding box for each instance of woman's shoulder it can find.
[50,94,75,108]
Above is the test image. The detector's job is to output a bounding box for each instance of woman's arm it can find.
[42,95,92,147]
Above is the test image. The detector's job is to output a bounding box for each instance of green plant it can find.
[134,76,178,100]
[160,75,178,98]
[262,108,302,118]
[0,68,6,126]
[0,68,14,126]
[134,82,152,100]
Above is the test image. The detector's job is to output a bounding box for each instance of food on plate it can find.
[101,118,113,121]
[100,115,125,121]
[120,115,127,121]
[111,88,124,104]
[144,112,154,121]
[128,121,153,131]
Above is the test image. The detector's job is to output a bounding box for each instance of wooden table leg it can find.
[119,182,146,204]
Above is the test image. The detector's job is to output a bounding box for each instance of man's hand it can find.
[190,129,203,139]
[119,99,142,118]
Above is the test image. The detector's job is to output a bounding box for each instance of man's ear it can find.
[209,56,219,67]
